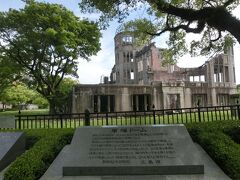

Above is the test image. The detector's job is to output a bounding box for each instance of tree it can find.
[50,77,79,113]
[0,56,22,96]
[0,82,48,109]
[0,1,101,113]
[79,0,239,62]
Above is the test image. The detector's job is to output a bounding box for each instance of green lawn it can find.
[1,108,239,129]
[0,109,49,116]
[10,109,239,129]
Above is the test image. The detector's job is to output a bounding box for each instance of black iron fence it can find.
[11,104,240,129]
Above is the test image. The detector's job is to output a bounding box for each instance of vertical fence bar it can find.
[153,110,156,124]
[60,114,63,128]
[206,107,209,122]
[176,111,178,124]
[134,111,137,124]
[222,106,225,121]
[198,107,201,123]
[189,109,192,123]
[26,116,29,129]
[106,112,108,126]
[227,107,230,120]
[180,109,183,123]
[211,108,213,121]
[144,111,146,125]
[18,111,21,129]
[84,109,90,126]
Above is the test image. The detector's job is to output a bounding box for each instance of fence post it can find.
[84,109,90,126]
[237,100,240,120]
[106,112,108,125]
[60,114,63,128]
[134,110,137,121]
[197,100,201,122]
[153,110,156,124]
[152,104,156,124]
[18,110,21,129]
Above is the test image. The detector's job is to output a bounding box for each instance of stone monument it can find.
[63,125,203,176]
[41,125,231,179]
[0,132,25,171]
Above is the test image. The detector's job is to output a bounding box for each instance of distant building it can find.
[0,102,12,110]
[72,30,237,113]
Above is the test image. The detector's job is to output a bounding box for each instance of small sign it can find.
[0,116,15,129]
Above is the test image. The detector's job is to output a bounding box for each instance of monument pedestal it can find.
[41,125,230,180]
[63,125,203,176]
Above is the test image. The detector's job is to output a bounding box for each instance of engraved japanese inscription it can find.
[88,127,175,165]
[63,125,204,176]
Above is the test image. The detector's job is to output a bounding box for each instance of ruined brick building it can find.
[72,30,237,113]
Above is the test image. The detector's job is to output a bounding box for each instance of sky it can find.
[1,0,240,84]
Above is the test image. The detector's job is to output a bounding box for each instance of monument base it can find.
[40,125,230,180]
[63,165,203,176]
[41,145,230,180]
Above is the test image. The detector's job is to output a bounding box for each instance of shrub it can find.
[187,121,240,179]
[3,129,74,180]
[225,127,240,144]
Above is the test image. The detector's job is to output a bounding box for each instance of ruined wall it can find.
[73,83,194,113]
[72,84,161,113]
[74,32,237,113]
[113,32,137,84]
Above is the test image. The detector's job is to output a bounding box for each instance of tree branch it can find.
[210,30,222,42]
[147,0,240,43]
[223,0,235,7]
[203,0,215,7]
[146,20,205,36]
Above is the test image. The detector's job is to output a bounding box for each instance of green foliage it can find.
[0,57,22,96]
[3,129,74,180]
[79,0,240,62]
[31,95,49,109]
[197,132,240,179]
[225,127,240,144]
[0,1,101,113]
[1,83,34,106]
[0,82,48,108]
[123,18,158,47]
[50,77,79,113]
[187,121,240,179]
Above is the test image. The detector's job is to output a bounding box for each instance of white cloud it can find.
[77,27,115,84]
[77,60,111,84]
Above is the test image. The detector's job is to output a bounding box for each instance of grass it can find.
[0,109,49,116]
[11,109,239,129]
[1,108,239,130]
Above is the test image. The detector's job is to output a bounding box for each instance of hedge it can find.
[187,121,240,179]
[3,129,74,180]
[1,121,240,179]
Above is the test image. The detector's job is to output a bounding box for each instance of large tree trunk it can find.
[49,100,57,115]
